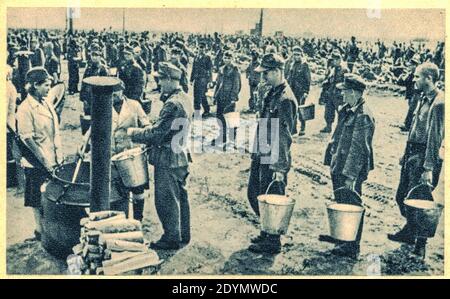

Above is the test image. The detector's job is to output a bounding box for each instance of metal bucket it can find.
[327,203,365,241]
[298,104,315,121]
[257,181,295,235]
[112,147,149,188]
[40,161,125,258]
[404,183,443,239]
[224,111,240,128]
[205,90,215,106]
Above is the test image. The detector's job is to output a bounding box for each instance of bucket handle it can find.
[332,187,363,206]
[265,180,286,196]
[406,184,433,200]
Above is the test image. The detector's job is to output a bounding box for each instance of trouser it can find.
[154,166,190,244]
[247,158,287,216]
[403,96,419,130]
[324,94,342,127]
[7,132,18,188]
[293,90,306,132]
[68,61,80,93]
[331,173,365,244]
[249,83,258,111]
[215,100,236,145]
[193,78,210,113]
[395,142,442,218]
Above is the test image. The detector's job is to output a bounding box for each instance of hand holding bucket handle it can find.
[406,184,433,201]
[333,187,362,206]
[264,179,286,197]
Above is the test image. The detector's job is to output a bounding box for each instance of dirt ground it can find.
[6,60,444,276]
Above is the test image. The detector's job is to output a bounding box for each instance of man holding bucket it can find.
[111,80,150,222]
[212,50,241,148]
[247,53,298,254]
[322,73,375,259]
[127,62,193,250]
[388,62,444,258]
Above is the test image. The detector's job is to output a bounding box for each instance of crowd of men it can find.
[6,27,445,260]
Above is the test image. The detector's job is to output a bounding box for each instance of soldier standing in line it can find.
[212,51,241,148]
[128,62,193,250]
[247,53,298,254]
[190,41,213,117]
[118,45,146,105]
[286,46,311,136]
[396,55,420,132]
[320,50,349,133]
[321,73,375,259]
[388,63,444,258]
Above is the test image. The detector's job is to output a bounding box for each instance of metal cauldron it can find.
[112,147,149,188]
[40,161,125,258]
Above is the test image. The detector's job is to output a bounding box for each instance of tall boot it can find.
[132,193,145,222]
[413,237,427,259]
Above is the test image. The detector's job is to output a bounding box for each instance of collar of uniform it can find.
[423,88,438,103]
[271,80,287,95]
[160,88,181,101]
[340,98,365,113]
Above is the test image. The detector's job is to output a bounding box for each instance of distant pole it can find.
[68,8,74,34]
[259,8,264,37]
[122,8,125,34]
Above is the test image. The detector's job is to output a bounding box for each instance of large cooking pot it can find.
[40,161,127,258]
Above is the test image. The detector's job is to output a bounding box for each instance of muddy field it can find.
[6,60,444,276]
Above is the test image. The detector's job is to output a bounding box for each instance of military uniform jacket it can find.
[119,61,146,101]
[323,63,348,100]
[214,64,241,104]
[287,61,311,98]
[130,89,193,169]
[190,54,213,82]
[324,99,375,181]
[252,81,298,173]
[246,60,261,86]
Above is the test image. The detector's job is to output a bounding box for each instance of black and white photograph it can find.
[4,1,446,277]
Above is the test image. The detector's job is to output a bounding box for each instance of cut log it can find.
[86,219,142,234]
[72,243,83,255]
[85,214,127,230]
[80,217,90,226]
[89,211,125,221]
[102,252,162,276]
[106,239,148,252]
[102,252,142,268]
[99,231,144,245]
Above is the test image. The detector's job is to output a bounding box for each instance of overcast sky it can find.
[7,8,445,40]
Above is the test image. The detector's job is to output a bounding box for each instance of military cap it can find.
[123,44,134,55]
[174,40,185,49]
[171,47,182,54]
[255,53,285,72]
[336,73,366,92]
[409,54,421,65]
[154,62,182,80]
[292,46,302,53]
[198,41,206,48]
[26,67,51,84]
[331,49,342,59]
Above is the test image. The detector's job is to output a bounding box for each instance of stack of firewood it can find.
[72,211,162,275]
